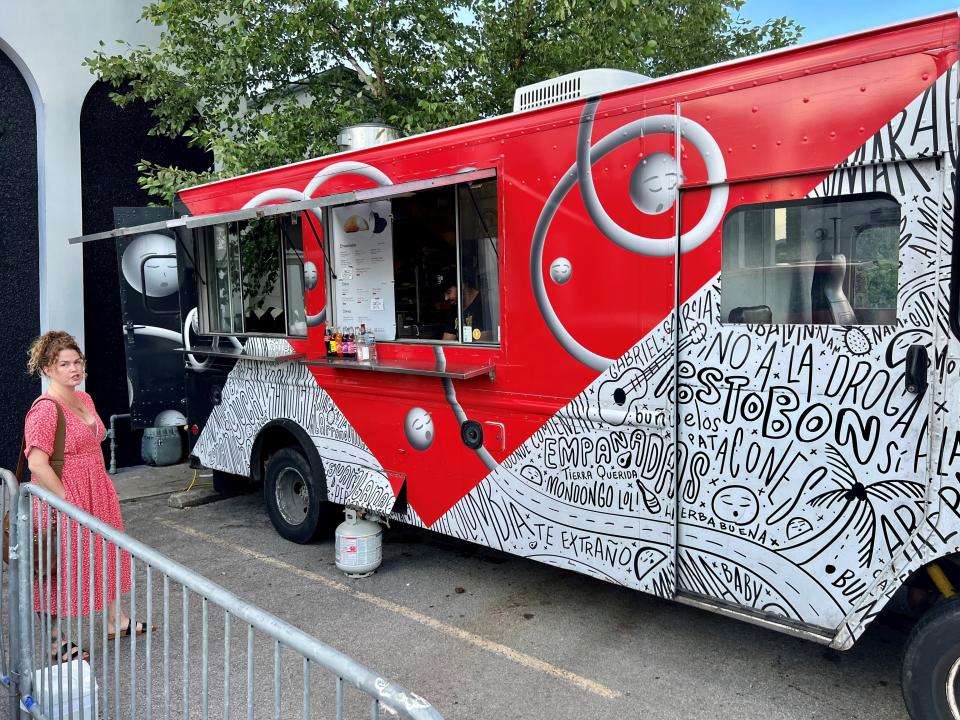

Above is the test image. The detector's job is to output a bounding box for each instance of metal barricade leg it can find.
[2,470,21,720]
[14,480,36,716]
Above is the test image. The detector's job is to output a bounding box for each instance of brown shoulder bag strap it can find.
[15,398,66,482]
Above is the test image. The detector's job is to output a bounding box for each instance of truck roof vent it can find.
[337,122,401,152]
[513,68,652,112]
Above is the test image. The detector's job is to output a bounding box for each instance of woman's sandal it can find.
[107,619,154,640]
[51,641,89,663]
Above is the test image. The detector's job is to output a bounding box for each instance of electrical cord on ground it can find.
[183,469,215,491]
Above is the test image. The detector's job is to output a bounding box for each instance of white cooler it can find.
[20,658,98,719]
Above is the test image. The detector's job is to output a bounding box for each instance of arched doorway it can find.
[80,81,211,467]
[0,47,40,471]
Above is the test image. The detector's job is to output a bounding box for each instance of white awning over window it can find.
[68,167,497,244]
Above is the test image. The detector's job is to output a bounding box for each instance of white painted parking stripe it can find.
[159,518,622,700]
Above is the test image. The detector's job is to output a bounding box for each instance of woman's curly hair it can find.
[27,331,84,377]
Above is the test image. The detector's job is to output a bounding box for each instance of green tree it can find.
[87,0,801,202]
[468,0,802,116]
[853,224,900,310]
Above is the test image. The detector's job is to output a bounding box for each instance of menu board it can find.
[330,200,396,340]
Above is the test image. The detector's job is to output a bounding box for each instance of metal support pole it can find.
[14,481,37,715]
[107,414,131,475]
[2,470,20,720]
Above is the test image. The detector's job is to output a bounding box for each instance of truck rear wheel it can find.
[264,447,334,544]
[902,595,960,719]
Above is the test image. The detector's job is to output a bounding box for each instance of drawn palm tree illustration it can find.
[770,444,925,568]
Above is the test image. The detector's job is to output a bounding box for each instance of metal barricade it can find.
[3,470,443,720]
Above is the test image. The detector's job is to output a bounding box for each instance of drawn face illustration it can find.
[712,485,759,525]
[121,234,178,297]
[630,152,681,215]
[549,257,572,285]
[304,261,319,290]
[404,407,434,451]
[785,517,813,540]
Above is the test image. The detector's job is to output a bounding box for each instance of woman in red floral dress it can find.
[25,331,148,661]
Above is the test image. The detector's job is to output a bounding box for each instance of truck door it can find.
[675,162,937,631]
[555,102,686,599]
[114,207,188,429]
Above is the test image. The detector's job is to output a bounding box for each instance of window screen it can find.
[198,214,306,337]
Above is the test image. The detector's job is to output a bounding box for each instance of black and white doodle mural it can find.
[192,337,398,515]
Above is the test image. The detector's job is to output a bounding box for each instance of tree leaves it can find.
[85,0,801,202]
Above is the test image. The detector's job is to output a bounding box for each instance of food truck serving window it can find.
[722,193,900,326]
[327,175,500,345]
[197,214,307,337]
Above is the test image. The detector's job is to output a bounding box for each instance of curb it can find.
[167,487,222,509]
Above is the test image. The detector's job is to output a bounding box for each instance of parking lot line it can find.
[158,518,622,700]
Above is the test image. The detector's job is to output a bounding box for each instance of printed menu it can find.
[330,200,396,340]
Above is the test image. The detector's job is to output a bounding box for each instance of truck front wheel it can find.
[264,447,333,543]
[902,595,960,719]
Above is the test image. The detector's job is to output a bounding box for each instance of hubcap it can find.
[948,655,960,720]
[275,467,309,526]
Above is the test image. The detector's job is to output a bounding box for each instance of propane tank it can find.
[335,509,382,577]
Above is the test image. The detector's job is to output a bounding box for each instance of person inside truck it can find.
[441,273,490,342]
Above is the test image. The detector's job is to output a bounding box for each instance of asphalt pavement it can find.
[103,461,911,720]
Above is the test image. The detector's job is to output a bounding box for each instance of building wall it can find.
[0,3,210,468]
[1,2,161,345]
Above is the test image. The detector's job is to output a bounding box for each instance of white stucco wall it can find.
[0,1,161,350]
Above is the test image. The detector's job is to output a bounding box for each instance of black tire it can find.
[902,594,960,719]
[263,447,334,544]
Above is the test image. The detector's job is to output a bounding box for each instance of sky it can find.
[739,0,958,43]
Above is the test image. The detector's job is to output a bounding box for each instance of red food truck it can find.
[75,11,960,717]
